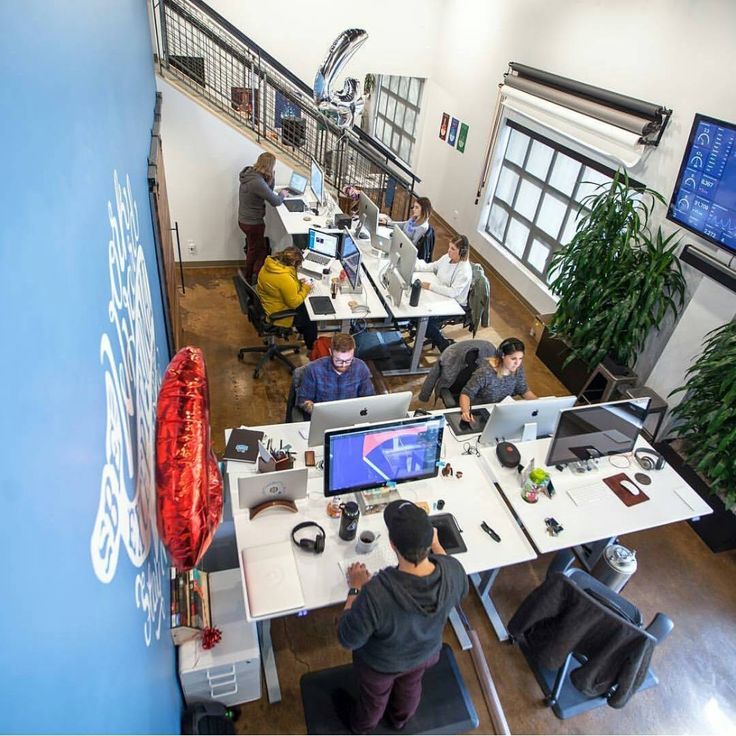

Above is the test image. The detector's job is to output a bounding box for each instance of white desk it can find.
[357,242,466,375]
[480,435,712,555]
[224,417,536,701]
[264,188,336,253]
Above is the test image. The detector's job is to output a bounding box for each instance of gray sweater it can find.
[238,166,284,224]
[338,554,468,673]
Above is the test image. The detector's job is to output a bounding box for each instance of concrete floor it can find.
[179,245,736,734]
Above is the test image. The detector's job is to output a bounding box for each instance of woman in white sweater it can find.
[414,234,473,351]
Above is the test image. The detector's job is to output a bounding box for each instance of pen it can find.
[481,521,501,543]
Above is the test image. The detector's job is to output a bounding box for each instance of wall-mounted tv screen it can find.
[667,113,736,255]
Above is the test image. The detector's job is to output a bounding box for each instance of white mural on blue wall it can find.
[90,170,168,646]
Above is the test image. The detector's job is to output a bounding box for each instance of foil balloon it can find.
[155,346,223,571]
[314,28,368,129]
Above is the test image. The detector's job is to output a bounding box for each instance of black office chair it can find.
[233,269,302,379]
[284,365,309,422]
[508,568,674,719]
[439,347,481,408]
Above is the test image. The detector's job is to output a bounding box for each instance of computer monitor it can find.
[544,397,652,467]
[358,191,380,236]
[288,171,308,195]
[323,414,446,497]
[479,396,577,446]
[308,391,413,447]
[340,229,362,290]
[389,226,418,286]
[308,228,341,258]
[310,157,325,207]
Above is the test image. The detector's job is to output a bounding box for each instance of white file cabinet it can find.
[178,568,261,706]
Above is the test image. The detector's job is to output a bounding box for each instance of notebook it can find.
[241,541,305,617]
[309,296,337,315]
[223,428,265,463]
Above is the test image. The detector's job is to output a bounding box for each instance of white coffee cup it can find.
[355,530,381,554]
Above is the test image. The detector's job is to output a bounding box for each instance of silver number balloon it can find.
[314,28,368,130]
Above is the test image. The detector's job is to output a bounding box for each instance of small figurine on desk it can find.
[441,463,454,478]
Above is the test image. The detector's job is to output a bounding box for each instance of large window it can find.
[485,121,616,282]
[374,75,424,165]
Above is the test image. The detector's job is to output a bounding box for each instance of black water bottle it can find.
[338,501,360,541]
[409,278,422,307]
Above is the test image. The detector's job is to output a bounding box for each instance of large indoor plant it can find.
[669,320,736,511]
[546,171,686,371]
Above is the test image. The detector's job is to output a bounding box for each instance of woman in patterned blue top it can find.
[459,337,538,423]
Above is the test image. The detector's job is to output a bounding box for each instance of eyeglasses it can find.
[332,357,354,366]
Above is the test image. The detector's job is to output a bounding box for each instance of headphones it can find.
[291,521,325,554]
[453,235,470,260]
[497,337,525,358]
[634,448,665,471]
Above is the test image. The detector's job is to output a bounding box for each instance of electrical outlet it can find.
[187,239,197,256]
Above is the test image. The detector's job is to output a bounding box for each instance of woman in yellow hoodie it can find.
[256,246,317,349]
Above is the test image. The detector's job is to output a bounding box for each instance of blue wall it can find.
[0,2,181,732]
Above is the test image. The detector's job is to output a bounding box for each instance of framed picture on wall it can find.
[448,117,459,147]
[457,123,469,153]
[231,87,259,119]
[274,90,301,129]
[439,112,449,141]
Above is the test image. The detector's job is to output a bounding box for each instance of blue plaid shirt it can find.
[297,356,375,408]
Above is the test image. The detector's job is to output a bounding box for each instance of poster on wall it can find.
[457,122,469,153]
[439,112,449,141]
[448,117,459,147]
[274,89,301,128]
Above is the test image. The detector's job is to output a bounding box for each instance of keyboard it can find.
[309,296,336,315]
[566,482,609,506]
[305,252,330,265]
[338,547,398,579]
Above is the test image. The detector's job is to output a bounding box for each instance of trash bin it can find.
[592,543,637,592]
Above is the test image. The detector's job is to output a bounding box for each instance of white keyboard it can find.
[306,252,330,265]
[566,482,609,506]
[338,547,398,579]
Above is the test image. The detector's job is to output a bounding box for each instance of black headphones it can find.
[497,337,525,358]
[634,448,665,471]
[453,235,470,259]
[291,521,326,554]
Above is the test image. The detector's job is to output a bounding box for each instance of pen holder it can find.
[273,454,294,471]
[257,456,277,474]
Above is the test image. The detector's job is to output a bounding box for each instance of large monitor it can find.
[308,228,341,258]
[324,414,446,496]
[666,113,736,255]
[307,391,413,447]
[310,157,325,207]
[544,398,651,467]
[479,396,577,446]
[389,226,418,286]
[340,229,362,290]
[358,191,380,236]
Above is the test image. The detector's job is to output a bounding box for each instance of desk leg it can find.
[471,569,508,642]
[379,316,430,376]
[448,606,472,651]
[340,318,351,333]
[257,619,281,703]
[573,537,614,571]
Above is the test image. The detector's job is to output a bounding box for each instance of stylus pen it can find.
[481,521,501,543]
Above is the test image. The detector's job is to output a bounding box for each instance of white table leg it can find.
[448,606,472,650]
[257,619,281,703]
[471,569,509,641]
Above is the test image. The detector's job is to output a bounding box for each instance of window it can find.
[374,75,424,165]
[485,121,616,282]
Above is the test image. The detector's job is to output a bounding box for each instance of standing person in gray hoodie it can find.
[338,500,468,733]
[238,151,286,283]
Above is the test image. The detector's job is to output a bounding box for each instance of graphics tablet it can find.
[445,408,490,437]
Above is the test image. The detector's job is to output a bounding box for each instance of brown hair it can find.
[253,152,276,180]
[488,337,525,372]
[414,196,433,224]
[272,246,303,268]
[331,333,356,353]
[450,234,470,260]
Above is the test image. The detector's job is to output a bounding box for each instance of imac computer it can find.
[340,229,363,293]
[307,391,413,447]
[478,396,577,446]
[545,397,651,467]
[323,414,446,496]
[357,191,379,233]
[389,226,418,286]
[310,157,325,209]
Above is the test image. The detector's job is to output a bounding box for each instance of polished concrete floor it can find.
[179,240,736,734]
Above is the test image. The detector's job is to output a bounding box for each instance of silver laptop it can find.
[236,467,308,512]
[301,228,340,275]
[287,171,308,195]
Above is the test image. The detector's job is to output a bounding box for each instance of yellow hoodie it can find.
[256,256,310,326]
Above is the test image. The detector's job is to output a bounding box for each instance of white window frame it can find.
[373,74,424,165]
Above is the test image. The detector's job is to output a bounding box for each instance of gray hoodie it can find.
[238,166,284,224]
[338,554,468,672]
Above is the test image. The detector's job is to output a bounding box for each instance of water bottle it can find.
[338,501,360,541]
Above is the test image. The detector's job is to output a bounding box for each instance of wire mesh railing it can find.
[153,0,419,218]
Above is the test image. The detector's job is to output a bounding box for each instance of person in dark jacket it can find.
[238,152,286,283]
[338,500,468,733]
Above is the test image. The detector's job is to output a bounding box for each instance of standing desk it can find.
[264,187,335,253]
[224,415,536,702]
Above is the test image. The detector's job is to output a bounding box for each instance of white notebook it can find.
[241,541,305,618]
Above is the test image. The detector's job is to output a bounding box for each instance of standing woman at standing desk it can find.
[379,197,432,247]
[459,337,538,423]
[238,152,287,284]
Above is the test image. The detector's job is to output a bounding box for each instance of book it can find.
[171,568,211,646]
[223,428,265,464]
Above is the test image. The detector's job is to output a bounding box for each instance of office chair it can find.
[508,568,673,719]
[232,269,302,379]
[284,365,309,422]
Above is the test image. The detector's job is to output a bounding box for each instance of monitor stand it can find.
[521,422,538,442]
[340,282,363,295]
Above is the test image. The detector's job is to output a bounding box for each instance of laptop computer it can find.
[241,541,305,617]
[301,228,341,275]
[236,467,308,513]
[286,171,308,195]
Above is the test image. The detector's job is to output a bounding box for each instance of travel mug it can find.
[338,501,360,541]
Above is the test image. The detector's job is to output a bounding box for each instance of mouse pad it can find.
[603,472,650,507]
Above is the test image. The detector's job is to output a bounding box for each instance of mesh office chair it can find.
[233,269,302,379]
[508,568,673,719]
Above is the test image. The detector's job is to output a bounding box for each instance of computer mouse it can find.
[619,478,640,496]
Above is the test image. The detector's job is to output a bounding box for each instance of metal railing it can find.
[152,0,420,217]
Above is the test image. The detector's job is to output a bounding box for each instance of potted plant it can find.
[665,320,736,551]
[537,171,686,391]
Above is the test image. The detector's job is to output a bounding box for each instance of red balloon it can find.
[155,347,223,571]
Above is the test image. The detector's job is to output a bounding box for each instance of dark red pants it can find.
[239,221,267,283]
[351,649,440,734]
